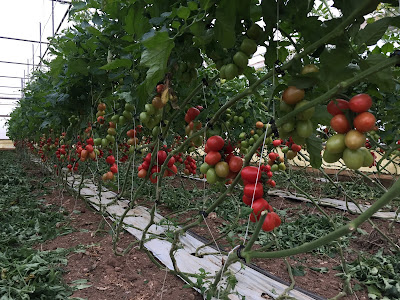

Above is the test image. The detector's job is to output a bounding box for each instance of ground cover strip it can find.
[0,151,77,299]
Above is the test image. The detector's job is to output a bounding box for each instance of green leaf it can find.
[355,17,400,47]
[214,0,237,49]
[100,59,132,70]
[292,265,306,276]
[367,285,382,299]
[177,6,191,20]
[312,105,331,126]
[68,59,88,76]
[359,54,395,91]
[306,135,322,169]
[140,30,175,98]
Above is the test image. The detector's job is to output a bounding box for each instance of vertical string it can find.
[130,107,137,201]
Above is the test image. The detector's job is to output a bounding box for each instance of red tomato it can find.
[141,160,150,170]
[170,164,178,174]
[110,164,118,174]
[272,139,282,147]
[157,150,167,164]
[240,166,261,183]
[156,84,164,94]
[349,94,372,113]
[353,112,376,133]
[250,198,269,222]
[330,114,351,133]
[243,195,252,206]
[228,156,243,172]
[85,144,94,153]
[127,129,137,138]
[144,153,152,163]
[106,155,115,165]
[291,144,302,152]
[244,183,264,199]
[206,135,225,151]
[327,99,349,116]
[262,213,275,231]
[167,157,176,167]
[205,151,221,166]
[185,107,200,123]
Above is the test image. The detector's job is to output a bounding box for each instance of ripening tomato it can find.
[81,149,88,159]
[106,155,115,165]
[327,99,349,116]
[186,107,200,122]
[345,130,366,150]
[348,94,372,113]
[206,135,225,151]
[105,171,114,180]
[244,183,264,199]
[282,86,305,106]
[228,156,243,172]
[138,169,147,178]
[98,103,106,111]
[205,151,221,166]
[110,164,118,174]
[353,112,376,133]
[330,114,351,133]
[241,166,260,183]
[256,121,264,129]
[262,213,275,231]
[127,129,137,138]
[215,161,229,178]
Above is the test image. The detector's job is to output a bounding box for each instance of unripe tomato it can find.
[225,63,239,80]
[282,86,305,106]
[215,161,229,178]
[326,134,346,154]
[327,99,349,116]
[323,150,342,163]
[295,100,315,120]
[200,162,211,174]
[205,151,221,166]
[330,114,351,133]
[361,147,374,167]
[349,94,372,113]
[152,96,164,109]
[244,183,264,199]
[240,38,257,56]
[286,150,297,160]
[233,51,249,69]
[343,148,364,170]
[206,168,217,184]
[353,112,376,133]
[296,120,313,138]
[345,130,366,150]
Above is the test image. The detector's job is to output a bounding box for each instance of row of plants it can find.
[7,0,400,298]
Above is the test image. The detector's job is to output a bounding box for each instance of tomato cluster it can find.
[279,86,315,145]
[184,106,203,149]
[238,122,266,155]
[279,137,302,160]
[101,155,118,181]
[183,156,197,175]
[240,166,281,232]
[200,135,243,184]
[137,149,178,183]
[324,94,375,169]
[219,24,262,81]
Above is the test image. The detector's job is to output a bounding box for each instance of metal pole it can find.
[21,78,23,97]
[39,22,42,66]
[32,44,35,68]
[26,60,29,78]
[52,0,55,36]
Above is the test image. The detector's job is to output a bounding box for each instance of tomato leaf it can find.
[359,54,395,91]
[312,105,331,127]
[354,16,400,47]
[306,135,322,169]
[100,59,132,70]
[214,0,237,49]
[139,30,175,98]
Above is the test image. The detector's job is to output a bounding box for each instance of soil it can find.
[27,167,202,300]
[26,163,400,300]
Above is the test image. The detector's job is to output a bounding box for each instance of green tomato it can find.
[240,38,257,56]
[119,115,127,125]
[295,100,315,121]
[282,119,295,133]
[323,149,342,163]
[239,132,247,139]
[200,162,210,174]
[125,103,135,112]
[296,120,313,138]
[238,116,244,124]
[326,134,346,154]
[247,23,263,40]
[291,132,306,145]
[241,140,249,148]
[343,148,364,170]
[111,115,119,123]
[361,147,374,167]
[220,65,227,79]
[122,110,132,120]
[278,163,286,171]
[248,137,255,145]
[271,164,279,172]
[233,115,239,123]
[280,100,294,113]
[282,146,289,153]
[106,134,115,144]
[140,112,149,123]
[101,138,109,147]
[145,103,155,115]
[253,134,260,141]
[94,138,102,146]
[206,168,217,184]
[233,51,249,69]
[225,64,239,80]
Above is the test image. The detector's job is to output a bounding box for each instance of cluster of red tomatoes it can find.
[273,137,302,160]
[101,155,118,181]
[137,150,178,183]
[184,106,203,149]
[240,166,281,232]
[324,94,375,169]
[183,156,197,175]
[200,135,243,184]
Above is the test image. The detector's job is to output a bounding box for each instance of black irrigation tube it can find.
[186,230,326,300]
